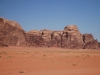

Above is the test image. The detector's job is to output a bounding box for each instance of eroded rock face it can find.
[83,34,94,43]
[62,25,84,49]
[83,34,99,49]
[98,42,100,49]
[83,40,99,49]
[40,29,53,47]
[27,30,40,36]
[25,34,45,47]
[0,17,100,49]
[40,29,52,41]
[51,31,63,47]
[0,18,26,47]
[25,30,47,47]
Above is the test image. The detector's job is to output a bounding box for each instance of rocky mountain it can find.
[0,17,100,49]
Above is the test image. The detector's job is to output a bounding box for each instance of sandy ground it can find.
[0,47,100,75]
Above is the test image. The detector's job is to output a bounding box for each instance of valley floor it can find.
[0,47,100,75]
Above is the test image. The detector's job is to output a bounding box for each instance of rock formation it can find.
[40,29,52,47]
[83,34,94,44]
[0,17,100,49]
[25,30,46,47]
[83,39,99,49]
[62,25,84,49]
[83,34,99,49]
[0,17,26,47]
[98,42,100,49]
[51,31,63,47]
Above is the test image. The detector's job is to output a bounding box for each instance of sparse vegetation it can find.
[7,56,12,58]
[73,63,77,66]
[0,47,100,75]
[43,54,46,56]
[19,71,25,73]
[26,51,30,54]
[2,51,7,55]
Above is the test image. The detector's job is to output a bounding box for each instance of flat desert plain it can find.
[0,47,100,75]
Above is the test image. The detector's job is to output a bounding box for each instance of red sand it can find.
[0,47,100,75]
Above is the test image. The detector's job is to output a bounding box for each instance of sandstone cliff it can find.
[0,18,26,47]
[62,25,84,49]
[0,17,99,49]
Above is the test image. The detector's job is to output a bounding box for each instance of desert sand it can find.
[0,47,100,75]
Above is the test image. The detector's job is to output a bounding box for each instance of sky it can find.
[0,0,100,41]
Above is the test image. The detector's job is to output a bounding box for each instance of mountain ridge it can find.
[0,17,100,49]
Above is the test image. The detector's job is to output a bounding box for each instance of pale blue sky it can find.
[0,0,100,41]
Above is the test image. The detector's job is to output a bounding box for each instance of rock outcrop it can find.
[83,39,99,49]
[62,25,84,49]
[83,34,94,44]
[0,17,100,49]
[83,34,99,49]
[98,42,100,49]
[0,18,26,47]
[51,31,63,47]
[25,30,46,47]
[40,29,52,47]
